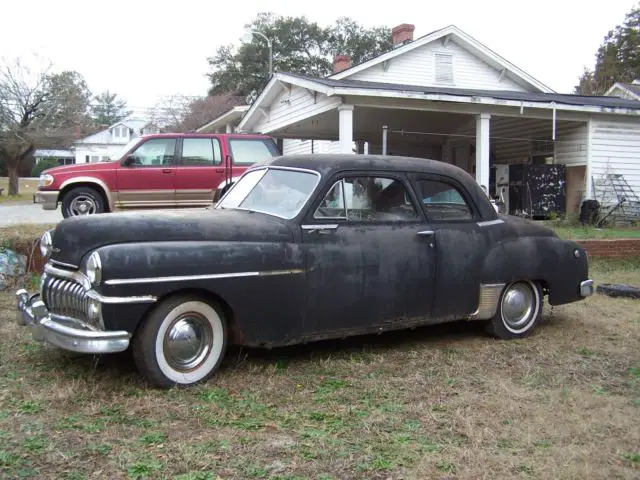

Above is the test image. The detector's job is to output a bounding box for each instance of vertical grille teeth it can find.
[41,274,95,327]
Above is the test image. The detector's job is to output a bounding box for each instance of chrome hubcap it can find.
[70,196,97,215]
[164,313,213,372]
[501,282,535,329]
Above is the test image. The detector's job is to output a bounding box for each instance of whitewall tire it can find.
[133,294,227,388]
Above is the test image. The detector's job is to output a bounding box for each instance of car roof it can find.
[262,153,474,182]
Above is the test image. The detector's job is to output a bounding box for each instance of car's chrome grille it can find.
[41,273,94,326]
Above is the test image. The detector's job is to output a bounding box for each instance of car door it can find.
[116,137,177,208]
[300,171,437,338]
[174,136,224,206]
[410,173,492,319]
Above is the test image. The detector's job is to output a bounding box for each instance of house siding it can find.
[554,124,588,166]
[590,119,640,202]
[251,86,341,133]
[347,40,527,92]
[282,139,353,155]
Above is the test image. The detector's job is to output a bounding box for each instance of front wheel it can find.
[485,280,542,339]
[133,294,228,388]
[61,187,105,218]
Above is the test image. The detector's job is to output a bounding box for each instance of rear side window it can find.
[228,138,278,165]
[182,138,221,165]
[417,178,474,221]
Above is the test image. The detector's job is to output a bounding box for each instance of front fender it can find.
[482,236,589,305]
[60,177,115,212]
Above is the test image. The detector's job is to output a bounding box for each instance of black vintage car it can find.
[16,154,594,388]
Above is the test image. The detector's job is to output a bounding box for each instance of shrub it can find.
[31,158,60,177]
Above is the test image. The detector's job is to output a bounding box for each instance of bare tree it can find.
[154,93,246,132]
[0,55,92,194]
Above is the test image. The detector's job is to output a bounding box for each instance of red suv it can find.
[34,133,280,218]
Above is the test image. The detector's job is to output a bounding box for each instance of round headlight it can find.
[39,231,52,258]
[85,252,102,286]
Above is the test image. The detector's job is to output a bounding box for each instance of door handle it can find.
[417,230,434,236]
[215,168,224,173]
[162,169,172,173]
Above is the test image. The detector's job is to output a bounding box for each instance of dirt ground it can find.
[0,259,638,479]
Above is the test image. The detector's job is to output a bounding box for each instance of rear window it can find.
[228,138,279,165]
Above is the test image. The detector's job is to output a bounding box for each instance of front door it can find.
[116,137,177,208]
[301,172,437,338]
[175,136,224,207]
[410,173,491,319]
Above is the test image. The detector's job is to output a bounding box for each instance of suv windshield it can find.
[216,167,320,219]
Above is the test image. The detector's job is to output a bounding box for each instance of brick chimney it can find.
[392,23,415,47]
[333,55,351,74]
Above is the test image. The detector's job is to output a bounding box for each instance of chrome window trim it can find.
[216,165,322,220]
[477,219,504,227]
[104,268,305,286]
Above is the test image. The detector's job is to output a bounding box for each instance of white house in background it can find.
[72,118,160,164]
[218,23,640,215]
[605,80,640,101]
[34,149,75,166]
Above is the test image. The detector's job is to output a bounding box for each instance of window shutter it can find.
[435,53,454,84]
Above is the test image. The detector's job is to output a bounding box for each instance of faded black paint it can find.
[44,154,590,348]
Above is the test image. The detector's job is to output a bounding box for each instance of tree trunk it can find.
[7,164,20,196]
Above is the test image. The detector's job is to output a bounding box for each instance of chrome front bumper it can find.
[16,289,131,354]
[580,279,595,297]
[33,190,59,210]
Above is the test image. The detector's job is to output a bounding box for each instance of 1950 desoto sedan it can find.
[16,154,594,388]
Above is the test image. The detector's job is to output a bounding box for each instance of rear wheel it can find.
[133,294,228,388]
[486,280,542,339]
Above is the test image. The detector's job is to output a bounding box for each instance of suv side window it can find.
[228,138,279,165]
[130,138,176,166]
[416,178,474,221]
[182,138,221,165]
[314,176,418,222]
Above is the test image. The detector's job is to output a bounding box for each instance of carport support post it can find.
[225,123,233,133]
[338,104,355,154]
[476,113,491,192]
[382,125,388,155]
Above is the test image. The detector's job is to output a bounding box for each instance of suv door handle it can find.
[417,230,434,236]
[215,168,224,173]
[162,169,172,173]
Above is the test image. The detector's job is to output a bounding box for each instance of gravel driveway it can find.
[0,202,210,227]
[0,203,63,226]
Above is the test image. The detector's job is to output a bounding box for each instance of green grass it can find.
[0,177,38,202]
[0,259,638,479]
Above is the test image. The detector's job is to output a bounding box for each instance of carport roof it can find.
[286,72,640,110]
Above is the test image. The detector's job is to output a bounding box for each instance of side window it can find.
[130,138,176,166]
[314,176,418,221]
[228,139,278,165]
[417,178,474,221]
[182,138,221,166]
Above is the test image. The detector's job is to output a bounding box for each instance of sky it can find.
[1,0,637,115]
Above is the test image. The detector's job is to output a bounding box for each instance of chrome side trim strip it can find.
[104,268,305,286]
[86,290,157,304]
[477,219,504,227]
[468,283,505,320]
[50,260,79,270]
[301,224,339,230]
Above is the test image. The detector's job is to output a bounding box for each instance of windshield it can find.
[109,137,142,161]
[216,167,320,219]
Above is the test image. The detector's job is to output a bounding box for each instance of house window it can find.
[435,53,454,84]
[90,155,100,163]
[85,155,90,163]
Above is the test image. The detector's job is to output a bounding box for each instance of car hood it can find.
[44,161,118,175]
[49,208,293,267]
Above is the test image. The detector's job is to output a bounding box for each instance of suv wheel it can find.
[61,187,105,218]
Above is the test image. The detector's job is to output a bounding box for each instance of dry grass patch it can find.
[0,177,38,203]
[0,261,638,479]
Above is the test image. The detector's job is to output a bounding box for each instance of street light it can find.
[241,29,273,77]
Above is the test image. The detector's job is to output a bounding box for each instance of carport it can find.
[237,73,636,213]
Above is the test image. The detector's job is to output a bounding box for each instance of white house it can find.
[211,23,640,215]
[72,118,160,164]
[605,80,640,101]
[34,149,75,166]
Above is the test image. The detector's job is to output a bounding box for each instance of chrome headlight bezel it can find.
[85,251,102,286]
[39,173,54,188]
[39,231,53,258]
